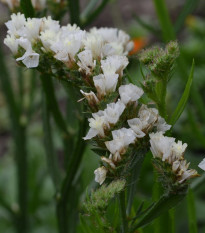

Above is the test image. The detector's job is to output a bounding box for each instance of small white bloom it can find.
[4,34,19,54]
[101,55,128,77]
[24,18,42,41]
[198,158,205,171]
[90,27,132,55]
[127,118,145,138]
[83,111,108,140]
[5,13,26,37]
[40,29,58,50]
[94,166,107,185]
[171,141,187,160]
[149,132,175,161]
[16,38,39,68]
[138,105,158,132]
[104,99,125,124]
[102,43,124,56]
[83,33,104,59]
[41,16,60,32]
[156,116,171,132]
[105,128,136,161]
[51,30,85,63]
[119,84,144,105]
[77,50,96,75]
[93,73,119,97]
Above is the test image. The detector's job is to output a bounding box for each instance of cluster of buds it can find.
[4,14,199,187]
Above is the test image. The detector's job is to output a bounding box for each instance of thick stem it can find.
[119,190,128,233]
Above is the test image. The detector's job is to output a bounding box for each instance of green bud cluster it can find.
[139,41,179,79]
[83,179,126,214]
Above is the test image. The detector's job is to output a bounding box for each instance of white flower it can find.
[149,132,175,161]
[90,27,133,55]
[102,43,124,56]
[83,33,104,59]
[138,105,158,132]
[156,116,171,132]
[5,13,26,37]
[198,158,205,171]
[77,50,96,75]
[80,90,99,105]
[119,84,144,105]
[41,16,60,32]
[105,128,136,161]
[4,34,19,54]
[94,166,107,185]
[171,141,187,160]
[16,38,39,68]
[24,18,42,41]
[93,73,119,97]
[101,55,128,77]
[51,30,85,63]
[127,118,145,138]
[83,111,108,140]
[40,29,58,50]
[104,99,125,124]
[174,160,198,183]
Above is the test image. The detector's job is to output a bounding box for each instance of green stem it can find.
[119,190,128,233]
[56,116,87,233]
[0,46,29,233]
[42,89,61,189]
[187,189,198,233]
[68,0,81,25]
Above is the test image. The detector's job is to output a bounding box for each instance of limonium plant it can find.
[3,13,202,233]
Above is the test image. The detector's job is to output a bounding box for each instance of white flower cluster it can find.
[93,101,172,185]
[4,13,133,69]
[4,14,198,186]
[149,132,198,183]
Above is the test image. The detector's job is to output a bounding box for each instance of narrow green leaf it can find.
[130,191,187,232]
[68,0,81,25]
[20,0,34,18]
[81,0,99,20]
[187,189,198,233]
[174,0,200,33]
[153,0,176,42]
[81,0,109,27]
[169,60,194,125]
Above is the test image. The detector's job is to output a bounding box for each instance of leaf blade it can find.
[169,60,194,126]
